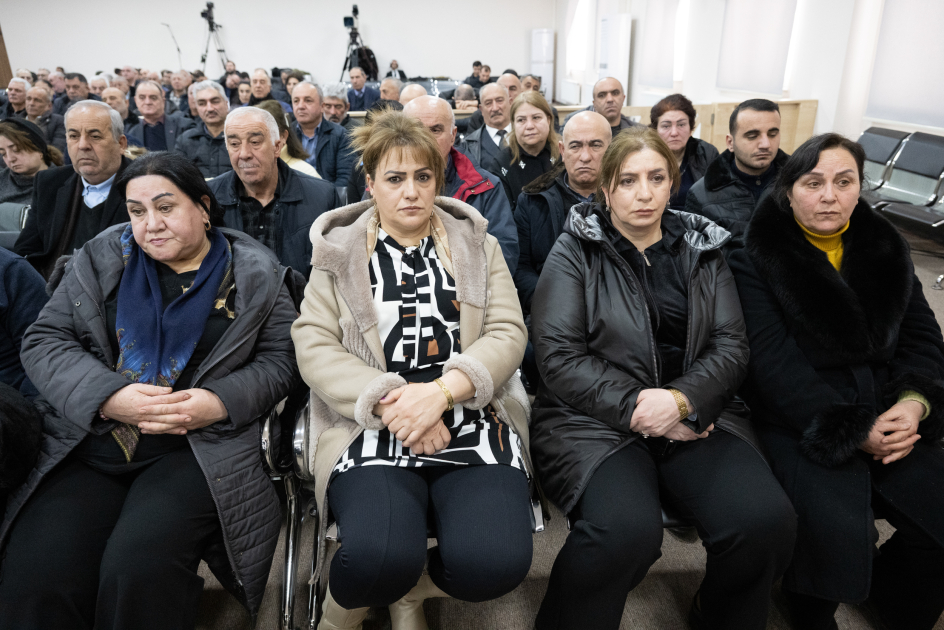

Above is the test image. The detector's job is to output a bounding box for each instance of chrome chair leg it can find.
[281,474,299,630]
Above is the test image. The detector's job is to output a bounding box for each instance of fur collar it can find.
[704,149,789,192]
[745,194,912,359]
[522,161,566,194]
[309,196,489,333]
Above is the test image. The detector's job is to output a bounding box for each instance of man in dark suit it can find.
[385,60,407,81]
[347,67,380,112]
[52,74,101,116]
[291,82,353,187]
[458,83,511,170]
[22,86,66,154]
[14,101,131,278]
[125,80,194,151]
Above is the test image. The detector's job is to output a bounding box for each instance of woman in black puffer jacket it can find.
[530,127,795,630]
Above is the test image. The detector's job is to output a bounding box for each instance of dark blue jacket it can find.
[444,148,518,275]
[0,248,48,396]
[347,86,380,112]
[513,164,586,316]
[291,118,354,187]
[208,158,341,274]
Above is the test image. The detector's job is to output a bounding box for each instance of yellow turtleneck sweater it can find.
[795,217,931,420]
[796,218,849,271]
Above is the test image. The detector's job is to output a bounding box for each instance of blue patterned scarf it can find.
[111,225,233,461]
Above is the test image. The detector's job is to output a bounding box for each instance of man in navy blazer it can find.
[346,67,380,112]
[125,80,194,151]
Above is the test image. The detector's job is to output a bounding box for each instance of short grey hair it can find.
[90,75,110,88]
[65,100,125,142]
[8,78,30,91]
[192,80,227,101]
[381,77,402,93]
[323,82,349,105]
[135,79,165,97]
[29,85,54,103]
[294,81,324,101]
[48,71,64,80]
[225,106,280,146]
[455,84,475,101]
[480,83,509,100]
[251,68,271,84]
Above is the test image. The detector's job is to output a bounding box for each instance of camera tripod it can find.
[200,12,228,73]
[340,27,365,81]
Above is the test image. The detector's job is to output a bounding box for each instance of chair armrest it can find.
[260,406,281,477]
[293,396,313,482]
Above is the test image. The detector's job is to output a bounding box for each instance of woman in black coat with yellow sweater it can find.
[728,133,944,630]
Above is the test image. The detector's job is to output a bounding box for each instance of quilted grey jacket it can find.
[0,225,298,617]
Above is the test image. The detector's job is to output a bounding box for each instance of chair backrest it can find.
[890,132,944,178]
[875,132,944,205]
[858,127,909,188]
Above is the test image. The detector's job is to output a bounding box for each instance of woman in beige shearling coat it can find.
[292,111,533,630]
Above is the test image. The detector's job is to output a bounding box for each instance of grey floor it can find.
[196,229,944,630]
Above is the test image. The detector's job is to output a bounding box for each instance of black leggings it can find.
[536,430,797,630]
[0,447,220,630]
[326,463,533,609]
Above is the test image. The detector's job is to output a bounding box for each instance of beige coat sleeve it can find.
[291,269,403,429]
[443,235,528,408]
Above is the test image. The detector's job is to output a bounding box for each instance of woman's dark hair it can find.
[649,93,697,130]
[114,152,225,226]
[287,70,307,83]
[253,99,309,160]
[772,133,866,204]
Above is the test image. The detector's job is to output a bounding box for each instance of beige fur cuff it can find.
[443,354,494,409]
[354,372,407,430]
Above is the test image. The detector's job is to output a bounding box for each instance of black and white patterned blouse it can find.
[333,228,525,475]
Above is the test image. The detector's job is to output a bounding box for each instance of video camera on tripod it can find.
[340,4,378,81]
[199,2,229,72]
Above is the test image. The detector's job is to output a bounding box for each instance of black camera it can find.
[201,2,214,22]
[344,4,358,28]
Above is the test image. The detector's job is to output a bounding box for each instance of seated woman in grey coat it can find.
[0,152,298,630]
[0,118,63,204]
[529,127,796,630]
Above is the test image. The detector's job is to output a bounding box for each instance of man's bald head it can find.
[403,95,456,159]
[399,83,428,105]
[560,111,612,196]
[497,73,522,103]
[591,77,626,126]
[563,111,611,144]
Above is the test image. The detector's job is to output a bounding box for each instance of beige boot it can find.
[318,586,370,630]
[387,572,450,630]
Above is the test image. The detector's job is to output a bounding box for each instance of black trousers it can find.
[784,486,944,630]
[327,463,533,609]
[0,447,220,630]
[536,430,797,630]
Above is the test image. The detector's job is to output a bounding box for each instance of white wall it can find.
[1,0,554,85]
[627,0,856,135]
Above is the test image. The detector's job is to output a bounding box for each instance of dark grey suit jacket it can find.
[126,113,195,151]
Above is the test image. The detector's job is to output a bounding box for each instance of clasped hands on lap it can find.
[373,370,476,456]
[101,383,229,435]
[630,388,712,441]
[860,399,925,464]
